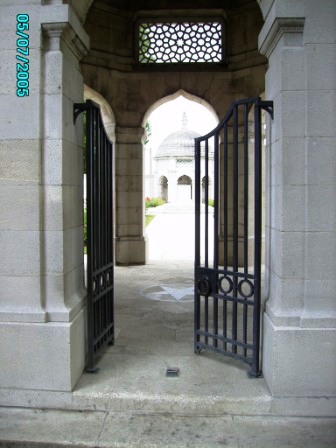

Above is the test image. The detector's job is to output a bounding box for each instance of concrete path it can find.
[1,407,335,447]
[146,202,214,261]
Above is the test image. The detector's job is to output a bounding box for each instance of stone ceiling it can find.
[97,0,255,11]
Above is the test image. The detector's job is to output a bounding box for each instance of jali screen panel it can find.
[137,20,224,64]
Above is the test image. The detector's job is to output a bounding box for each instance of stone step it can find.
[146,202,212,214]
[71,389,272,416]
[1,407,335,448]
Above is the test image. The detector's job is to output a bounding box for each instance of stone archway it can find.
[0,0,271,396]
[81,0,267,266]
[1,0,335,414]
[144,91,218,208]
[159,175,168,202]
[143,89,219,128]
[177,175,192,203]
[202,176,212,204]
[84,84,116,142]
[74,0,336,402]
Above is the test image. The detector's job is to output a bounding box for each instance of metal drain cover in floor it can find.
[166,367,180,377]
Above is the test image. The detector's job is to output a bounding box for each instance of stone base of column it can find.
[263,312,336,398]
[115,236,147,265]
[0,309,86,392]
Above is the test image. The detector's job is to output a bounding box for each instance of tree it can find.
[144,120,152,146]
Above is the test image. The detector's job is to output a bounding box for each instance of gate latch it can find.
[197,277,212,296]
[196,267,213,296]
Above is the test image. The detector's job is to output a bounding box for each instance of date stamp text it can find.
[16,14,30,97]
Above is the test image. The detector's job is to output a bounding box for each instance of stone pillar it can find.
[115,126,147,265]
[170,174,178,204]
[0,3,89,391]
[259,0,336,399]
[247,110,266,267]
[218,125,246,267]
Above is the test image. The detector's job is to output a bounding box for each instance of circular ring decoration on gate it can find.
[218,275,233,295]
[197,277,212,296]
[99,273,106,291]
[106,269,113,287]
[92,276,98,296]
[237,278,254,299]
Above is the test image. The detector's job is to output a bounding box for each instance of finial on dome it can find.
[182,112,188,130]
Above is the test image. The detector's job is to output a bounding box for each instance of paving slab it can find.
[70,260,271,415]
[145,203,213,261]
[0,408,335,448]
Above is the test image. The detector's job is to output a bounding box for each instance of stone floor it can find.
[1,260,335,447]
[74,260,270,415]
[1,207,335,446]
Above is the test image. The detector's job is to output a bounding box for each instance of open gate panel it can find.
[194,97,273,377]
[74,100,114,372]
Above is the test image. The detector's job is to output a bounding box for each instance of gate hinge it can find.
[73,102,87,124]
[260,100,274,120]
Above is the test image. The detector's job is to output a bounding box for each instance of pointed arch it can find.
[84,84,116,142]
[142,89,219,127]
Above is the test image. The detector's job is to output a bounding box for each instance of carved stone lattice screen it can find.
[137,20,224,64]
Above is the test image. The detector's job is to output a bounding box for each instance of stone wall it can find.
[259,0,336,399]
[0,2,89,391]
[81,0,267,264]
[0,0,334,410]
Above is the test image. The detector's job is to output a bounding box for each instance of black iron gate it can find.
[194,97,273,377]
[74,100,114,372]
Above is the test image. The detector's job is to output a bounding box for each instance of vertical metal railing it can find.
[74,100,114,372]
[194,97,273,377]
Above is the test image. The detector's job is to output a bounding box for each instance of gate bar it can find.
[194,97,273,377]
[74,100,115,373]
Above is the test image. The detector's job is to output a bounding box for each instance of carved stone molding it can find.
[42,22,89,60]
[259,17,305,58]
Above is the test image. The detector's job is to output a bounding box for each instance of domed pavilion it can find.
[152,113,214,204]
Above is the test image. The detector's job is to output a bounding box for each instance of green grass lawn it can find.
[146,215,155,226]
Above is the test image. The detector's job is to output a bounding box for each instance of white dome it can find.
[154,112,200,158]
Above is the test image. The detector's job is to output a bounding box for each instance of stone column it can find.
[247,110,266,266]
[218,124,246,267]
[170,173,178,204]
[115,125,147,265]
[259,0,336,401]
[0,3,89,392]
